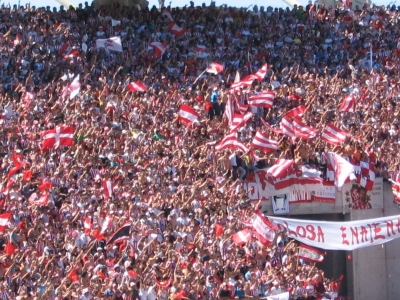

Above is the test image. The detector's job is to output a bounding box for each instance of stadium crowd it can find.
[0,0,397,299]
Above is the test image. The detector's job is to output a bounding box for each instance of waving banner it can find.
[269,214,400,250]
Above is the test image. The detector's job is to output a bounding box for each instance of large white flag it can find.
[96,36,123,52]
[326,152,354,190]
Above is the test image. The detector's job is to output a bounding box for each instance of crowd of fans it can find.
[0,0,398,299]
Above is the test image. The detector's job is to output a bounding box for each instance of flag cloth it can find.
[0,212,11,232]
[5,241,16,255]
[107,223,131,245]
[231,74,256,90]
[38,181,52,193]
[232,228,253,245]
[254,64,268,81]
[285,105,307,118]
[321,123,349,145]
[102,180,113,199]
[251,130,279,153]
[251,212,277,245]
[267,159,294,179]
[111,19,121,26]
[279,117,296,140]
[353,161,375,191]
[260,118,283,135]
[67,269,79,282]
[178,105,200,127]
[248,92,274,108]
[235,100,249,114]
[161,7,174,21]
[326,152,354,190]
[91,229,106,241]
[223,95,234,126]
[42,126,74,149]
[149,42,167,57]
[292,118,318,139]
[298,244,324,262]
[206,62,224,74]
[196,45,206,52]
[215,132,249,153]
[28,192,50,206]
[230,112,253,132]
[96,36,123,52]
[215,224,224,237]
[338,95,355,112]
[155,277,172,288]
[169,22,187,36]
[84,217,92,235]
[127,81,147,92]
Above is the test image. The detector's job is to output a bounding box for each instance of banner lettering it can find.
[270,214,400,250]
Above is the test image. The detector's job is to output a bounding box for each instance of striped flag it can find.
[179,105,199,127]
[248,92,274,108]
[107,223,131,245]
[169,22,187,36]
[267,159,294,179]
[224,95,234,126]
[231,74,257,90]
[292,118,317,139]
[285,105,307,118]
[127,81,147,92]
[251,130,279,153]
[253,63,268,81]
[0,212,11,232]
[102,180,113,199]
[215,132,249,153]
[232,228,253,245]
[339,95,356,112]
[280,117,296,140]
[260,118,283,135]
[321,123,349,145]
[230,112,253,132]
[206,62,224,74]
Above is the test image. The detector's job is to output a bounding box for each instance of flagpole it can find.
[193,67,208,85]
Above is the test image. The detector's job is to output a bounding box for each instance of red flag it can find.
[251,130,279,153]
[23,170,32,181]
[127,270,139,278]
[178,105,199,127]
[0,213,11,232]
[84,217,92,235]
[102,180,113,199]
[91,229,106,241]
[169,22,187,36]
[5,241,15,256]
[338,95,356,112]
[154,277,172,287]
[149,42,167,57]
[215,224,224,237]
[127,81,147,92]
[42,126,74,149]
[215,132,249,153]
[285,105,307,118]
[97,270,106,280]
[68,269,79,282]
[206,62,224,74]
[298,244,324,262]
[38,181,52,193]
[232,228,253,245]
[28,192,49,206]
[251,211,277,246]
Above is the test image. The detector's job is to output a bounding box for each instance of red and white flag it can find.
[231,74,257,90]
[96,36,123,52]
[215,132,249,153]
[321,123,349,145]
[69,75,81,100]
[101,216,113,234]
[285,105,307,118]
[253,64,268,81]
[0,212,11,232]
[206,62,224,74]
[179,105,200,127]
[28,192,50,206]
[224,95,234,126]
[58,43,71,56]
[248,92,274,108]
[84,217,92,235]
[161,7,174,21]
[196,45,206,52]
[230,112,253,132]
[298,244,324,262]
[251,130,279,153]
[326,152,354,190]
[127,81,147,92]
[292,118,317,139]
[235,99,249,114]
[251,211,277,245]
[149,42,167,57]
[339,95,355,112]
[169,22,187,36]
[232,228,253,245]
[260,118,283,135]
[22,92,34,109]
[280,117,296,140]
[267,159,294,179]
[353,161,375,191]
[42,126,75,149]
[102,180,113,199]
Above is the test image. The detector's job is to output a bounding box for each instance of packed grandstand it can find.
[0,0,397,299]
